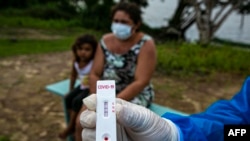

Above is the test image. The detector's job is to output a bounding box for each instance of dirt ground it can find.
[0,50,246,141]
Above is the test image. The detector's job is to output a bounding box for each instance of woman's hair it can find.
[71,34,98,62]
[111,2,142,26]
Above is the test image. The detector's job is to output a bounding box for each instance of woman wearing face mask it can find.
[73,2,157,141]
[89,1,156,107]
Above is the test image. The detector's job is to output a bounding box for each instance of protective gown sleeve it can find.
[162,76,250,141]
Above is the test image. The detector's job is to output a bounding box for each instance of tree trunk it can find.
[166,0,193,40]
[195,0,243,45]
[194,0,214,45]
[169,0,187,29]
[199,28,211,45]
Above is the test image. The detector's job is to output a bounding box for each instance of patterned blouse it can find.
[100,34,154,107]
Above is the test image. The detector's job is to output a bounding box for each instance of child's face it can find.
[76,43,93,61]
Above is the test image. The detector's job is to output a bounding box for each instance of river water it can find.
[141,0,250,44]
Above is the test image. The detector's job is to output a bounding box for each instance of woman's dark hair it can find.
[71,34,98,62]
[111,2,142,26]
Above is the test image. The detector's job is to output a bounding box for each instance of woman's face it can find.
[111,10,140,40]
[112,10,137,30]
[112,10,140,32]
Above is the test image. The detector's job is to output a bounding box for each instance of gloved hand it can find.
[80,94,179,141]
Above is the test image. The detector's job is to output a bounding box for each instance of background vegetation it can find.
[157,42,250,76]
[0,14,249,77]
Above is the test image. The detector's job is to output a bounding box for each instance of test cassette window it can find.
[104,101,108,117]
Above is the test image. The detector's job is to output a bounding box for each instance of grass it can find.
[0,14,249,77]
[0,27,104,58]
[0,38,72,57]
[0,14,81,29]
[0,15,104,58]
[0,136,10,141]
[157,42,250,76]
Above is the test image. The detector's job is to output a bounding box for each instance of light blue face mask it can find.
[111,23,132,40]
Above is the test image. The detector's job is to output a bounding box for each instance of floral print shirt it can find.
[100,34,154,107]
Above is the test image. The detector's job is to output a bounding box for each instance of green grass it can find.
[0,135,10,141]
[0,15,80,29]
[0,38,73,57]
[0,14,103,58]
[157,42,250,76]
[0,14,249,77]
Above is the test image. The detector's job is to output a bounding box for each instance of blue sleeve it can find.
[162,76,250,141]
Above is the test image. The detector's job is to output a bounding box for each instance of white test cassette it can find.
[96,80,116,141]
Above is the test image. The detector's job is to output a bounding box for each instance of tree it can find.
[166,0,193,40]
[163,0,195,41]
[167,0,250,45]
[193,0,249,45]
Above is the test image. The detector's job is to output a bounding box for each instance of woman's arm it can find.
[117,38,157,101]
[89,43,105,94]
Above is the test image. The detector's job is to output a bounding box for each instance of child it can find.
[58,34,97,139]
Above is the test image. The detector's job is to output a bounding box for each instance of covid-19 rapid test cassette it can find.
[96,80,117,141]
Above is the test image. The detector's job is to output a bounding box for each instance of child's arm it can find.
[69,62,77,91]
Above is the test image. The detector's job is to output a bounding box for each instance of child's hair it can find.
[71,34,98,62]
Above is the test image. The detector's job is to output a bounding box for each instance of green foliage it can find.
[127,0,148,7]
[0,0,30,9]
[0,0,68,9]
[80,0,149,32]
[0,0,152,32]
[0,135,10,141]
[0,15,81,29]
[157,42,250,76]
[238,0,250,14]
[24,2,77,20]
[0,2,78,20]
[80,1,114,32]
